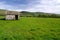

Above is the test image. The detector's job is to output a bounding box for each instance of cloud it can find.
[0,1,25,11]
[0,1,14,10]
[25,0,60,14]
[0,0,60,14]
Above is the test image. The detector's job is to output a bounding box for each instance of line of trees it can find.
[20,11,60,18]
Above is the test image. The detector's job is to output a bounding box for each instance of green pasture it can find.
[0,17,60,40]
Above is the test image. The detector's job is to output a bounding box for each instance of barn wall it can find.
[6,15,15,20]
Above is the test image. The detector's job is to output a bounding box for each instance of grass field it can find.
[0,17,60,40]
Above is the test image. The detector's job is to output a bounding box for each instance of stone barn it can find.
[5,11,20,20]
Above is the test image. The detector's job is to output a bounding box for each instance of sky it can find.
[0,0,60,13]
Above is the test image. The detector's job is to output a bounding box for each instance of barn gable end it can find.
[5,11,20,20]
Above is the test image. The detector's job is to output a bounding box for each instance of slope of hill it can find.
[0,9,6,15]
[0,9,60,18]
[21,11,60,18]
[0,9,60,40]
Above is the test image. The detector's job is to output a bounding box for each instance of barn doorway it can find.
[15,15,18,20]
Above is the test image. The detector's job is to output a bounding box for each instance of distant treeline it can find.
[20,11,60,18]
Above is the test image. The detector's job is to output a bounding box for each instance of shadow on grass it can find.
[0,18,5,20]
[0,18,19,21]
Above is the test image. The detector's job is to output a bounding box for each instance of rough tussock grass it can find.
[0,17,60,40]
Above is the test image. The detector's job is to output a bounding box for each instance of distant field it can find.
[0,17,60,40]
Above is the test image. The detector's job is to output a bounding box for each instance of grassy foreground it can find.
[0,17,60,40]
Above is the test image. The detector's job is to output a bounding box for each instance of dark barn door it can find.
[15,15,18,20]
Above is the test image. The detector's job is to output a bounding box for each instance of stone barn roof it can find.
[5,11,20,15]
[0,10,20,15]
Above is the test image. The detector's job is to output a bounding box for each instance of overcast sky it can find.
[0,0,60,13]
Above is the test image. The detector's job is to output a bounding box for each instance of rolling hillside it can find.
[0,9,60,40]
[0,9,60,18]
